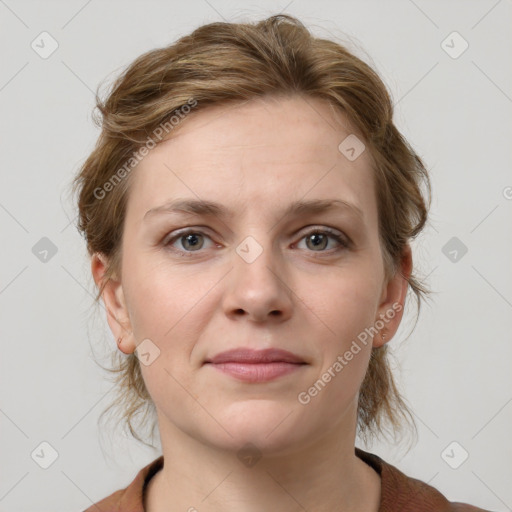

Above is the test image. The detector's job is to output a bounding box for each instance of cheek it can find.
[306,270,380,341]
[123,257,220,368]
[304,272,378,390]
[122,253,188,332]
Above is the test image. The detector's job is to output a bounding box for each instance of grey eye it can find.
[179,233,205,251]
[305,232,329,251]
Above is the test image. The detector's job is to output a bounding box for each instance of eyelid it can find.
[162,225,351,255]
[296,226,351,250]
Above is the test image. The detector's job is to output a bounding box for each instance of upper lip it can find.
[205,348,306,364]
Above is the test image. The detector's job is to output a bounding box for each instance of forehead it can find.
[126,95,377,223]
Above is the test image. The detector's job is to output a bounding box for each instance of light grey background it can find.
[1,1,511,511]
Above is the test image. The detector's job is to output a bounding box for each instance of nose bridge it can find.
[230,201,277,268]
[234,231,282,290]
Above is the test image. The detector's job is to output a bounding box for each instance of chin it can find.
[206,399,309,454]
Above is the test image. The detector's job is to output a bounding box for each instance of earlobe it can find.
[91,252,135,353]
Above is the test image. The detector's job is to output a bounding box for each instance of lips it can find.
[204,348,307,383]
[205,348,305,365]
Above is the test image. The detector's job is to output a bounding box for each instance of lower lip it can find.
[206,362,305,382]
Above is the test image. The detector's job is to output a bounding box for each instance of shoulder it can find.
[82,455,164,512]
[83,488,125,512]
[355,448,492,512]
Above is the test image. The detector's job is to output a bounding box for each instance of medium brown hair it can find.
[72,14,431,448]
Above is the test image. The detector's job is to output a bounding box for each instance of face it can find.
[93,95,410,455]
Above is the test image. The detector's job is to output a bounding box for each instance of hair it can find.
[72,13,431,450]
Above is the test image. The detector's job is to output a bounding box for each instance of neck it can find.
[145,418,381,512]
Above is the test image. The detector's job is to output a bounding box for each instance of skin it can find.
[92,94,412,512]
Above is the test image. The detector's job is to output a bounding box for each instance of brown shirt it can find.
[83,448,491,511]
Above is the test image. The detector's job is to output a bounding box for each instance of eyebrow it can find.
[143,199,364,221]
[144,198,364,222]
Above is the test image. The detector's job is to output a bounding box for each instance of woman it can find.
[74,14,489,512]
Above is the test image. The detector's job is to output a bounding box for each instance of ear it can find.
[91,252,136,354]
[372,244,412,348]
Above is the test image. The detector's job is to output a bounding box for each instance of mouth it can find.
[205,347,305,365]
[204,348,307,383]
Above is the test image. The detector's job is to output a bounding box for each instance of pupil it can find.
[309,233,326,250]
[184,234,201,249]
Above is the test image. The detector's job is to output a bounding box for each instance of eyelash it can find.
[162,227,350,257]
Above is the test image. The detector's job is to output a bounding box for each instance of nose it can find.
[222,236,293,324]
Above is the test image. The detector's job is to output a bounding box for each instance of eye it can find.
[163,227,350,256]
[164,230,214,254]
[296,228,350,253]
